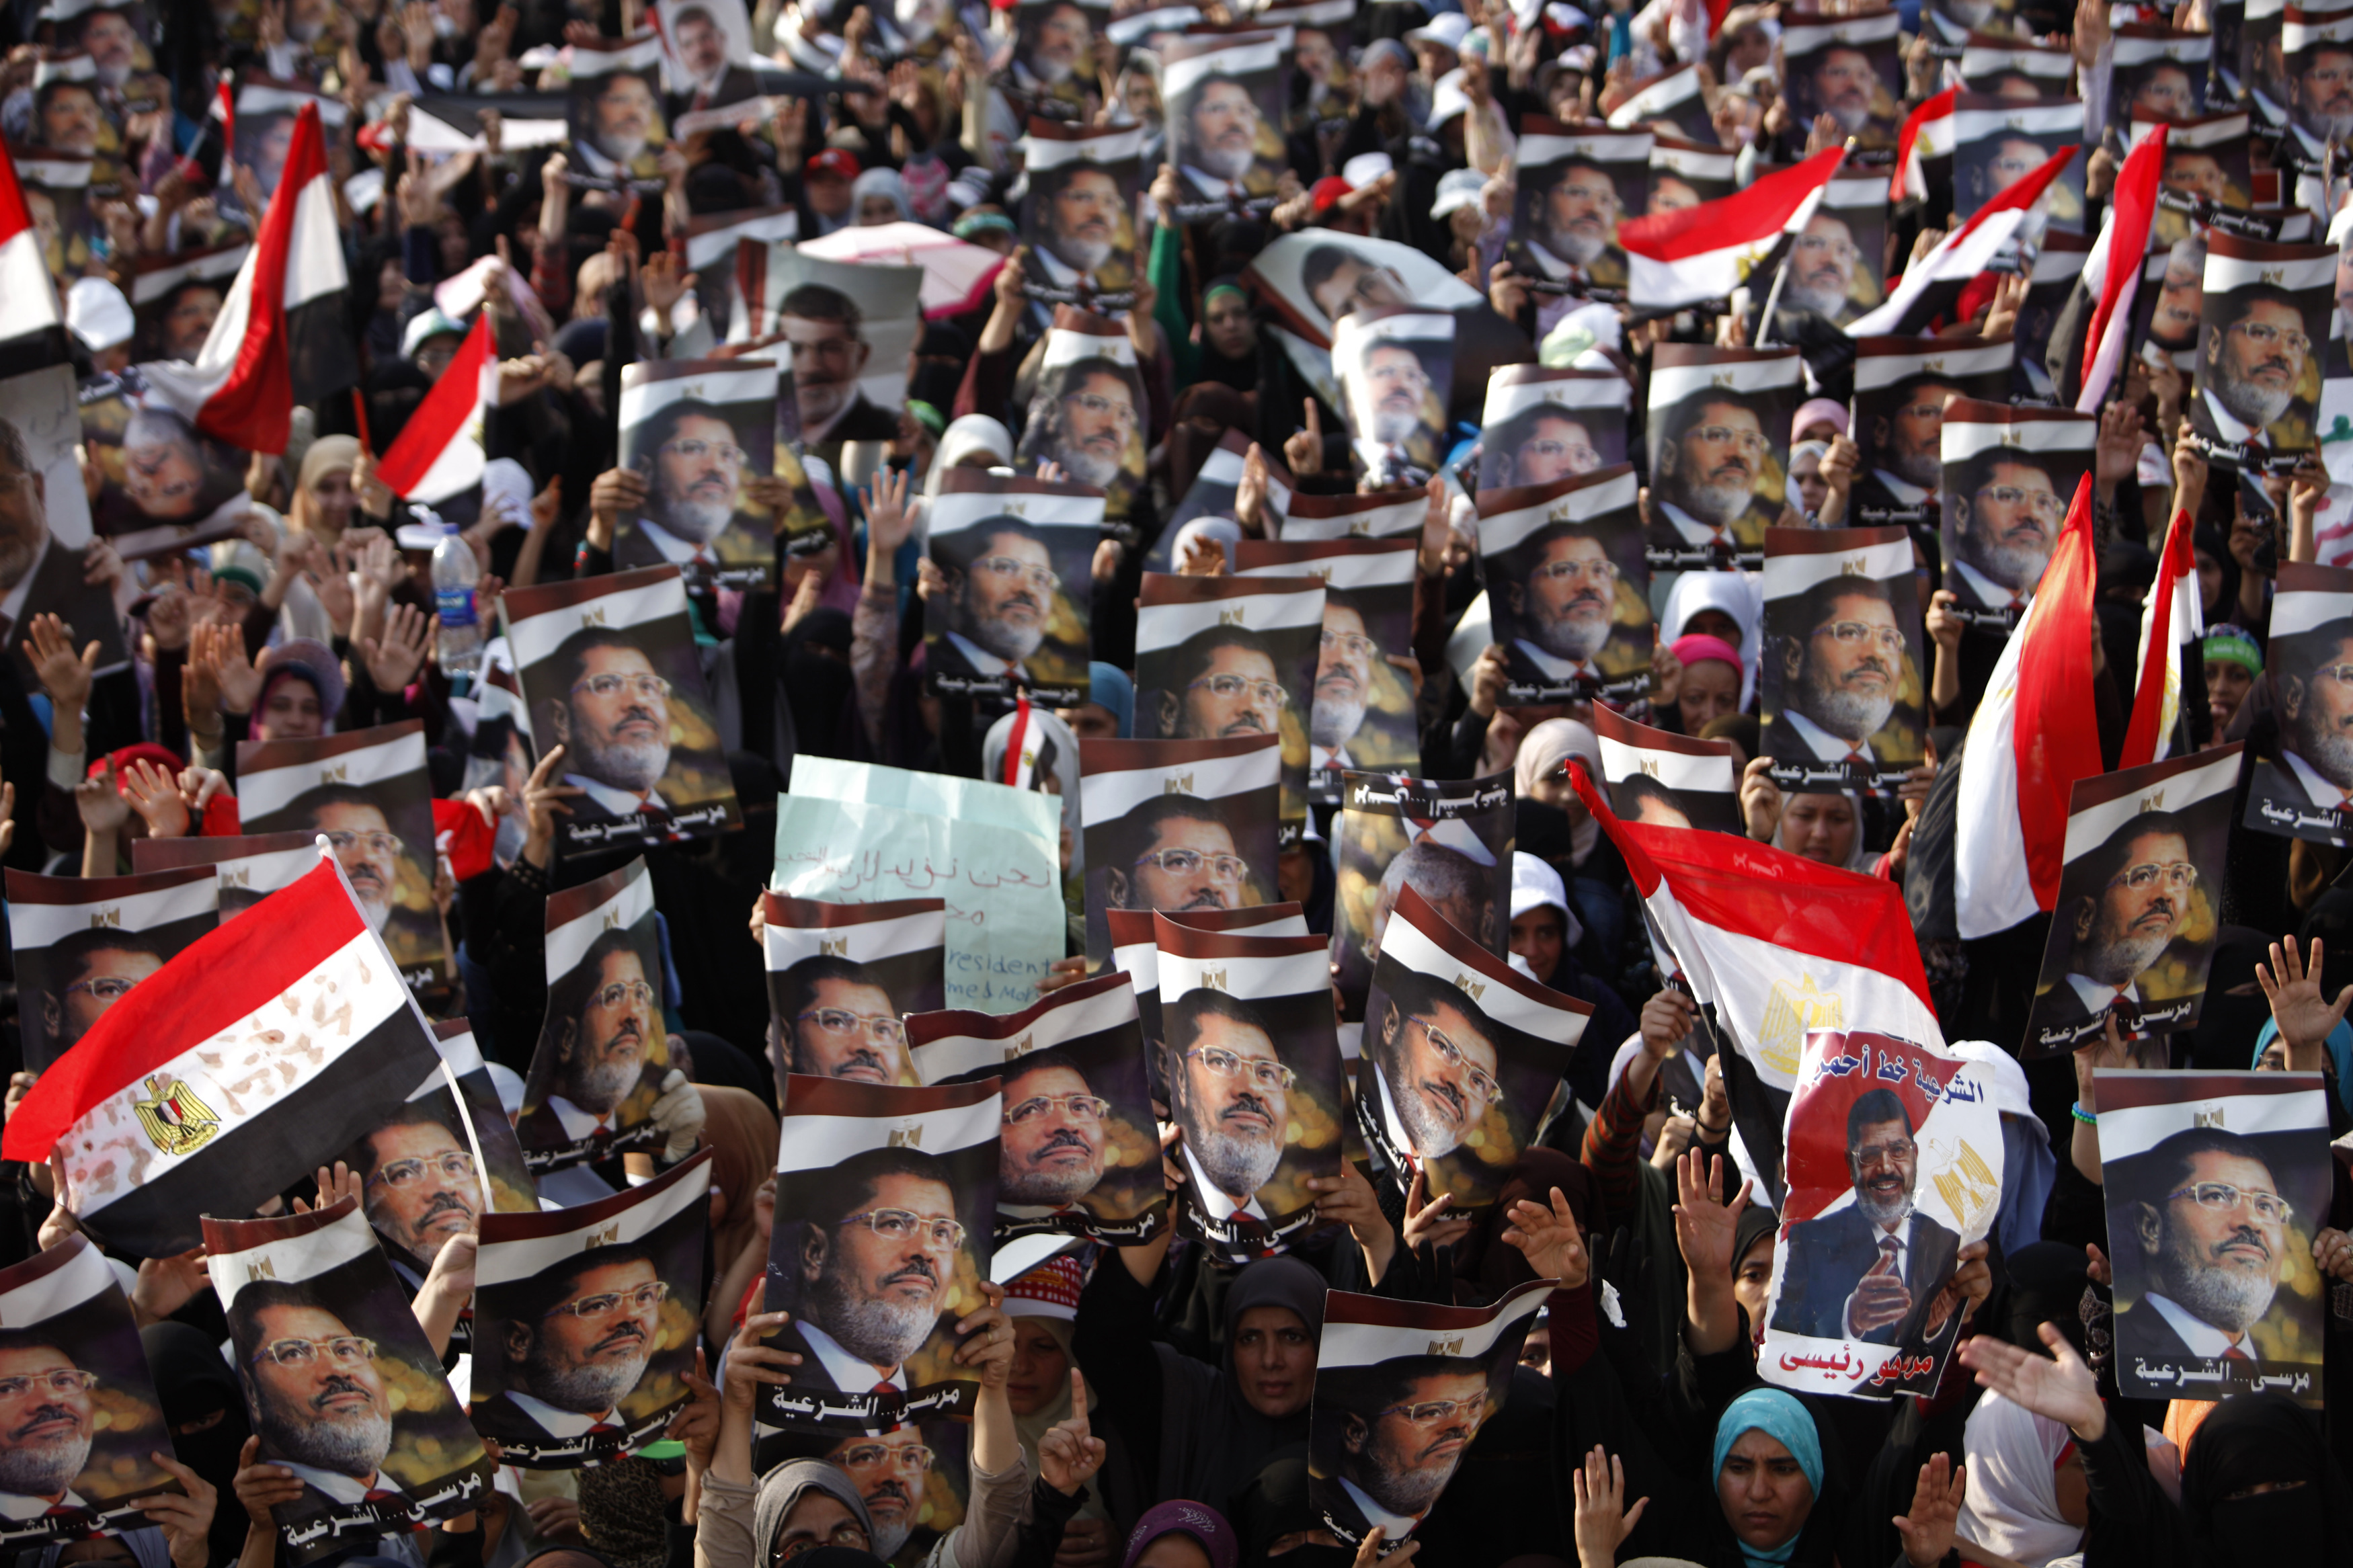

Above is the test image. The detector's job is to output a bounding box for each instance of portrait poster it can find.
[2023,745,2243,1056]
[504,565,744,853]
[1593,706,1742,834]
[1948,94,2089,238]
[1004,0,1109,126]
[684,206,800,336]
[0,364,126,685]
[2216,0,2251,101]
[2133,230,2209,374]
[2242,561,2353,843]
[202,1199,489,1562]
[2133,112,2257,252]
[1330,771,1514,1041]
[126,243,245,364]
[1240,229,1484,351]
[1603,63,1714,142]
[2017,231,2090,403]
[732,244,923,444]
[1013,310,1148,524]
[1644,345,1801,571]
[1647,136,1736,212]
[1155,919,1345,1260]
[0,1235,174,1545]
[130,829,317,921]
[616,359,790,589]
[1759,526,1929,792]
[655,0,755,99]
[1761,1029,2004,1401]
[2112,24,2212,132]
[1937,399,2095,634]
[1779,9,1905,158]
[237,721,445,986]
[228,77,346,203]
[1019,120,1142,311]
[1481,466,1652,704]
[1848,337,2014,527]
[1077,733,1281,972]
[566,34,669,190]
[1134,571,1322,843]
[1773,173,1891,331]
[762,1075,999,1430]
[1105,903,1307,1077]
[924,468,1099,704]
[1152,428,1294,571]
[5,865,216,1073]
[907,972,1166,1243]
[75,372,249,548]
[762,893,943,1094]
[15,148,97,286]
[1307,1280,1550,1549]
[1506,119,1649,310]
[516,858,674,1173]
[1233,536,1419,798]
[2096,1069,2329,1403]
[1277,488,1427,544]
[2183,233,2332,471]
[1355,884,1585,1206]
[1956,33,2075,95]
[471,1149,713,1467]
[2278,8,2353,169]
[1331,306,1454,485]
[1159,32,1286,222]
[1476,364,1632,495]
[752,1415,974,1563]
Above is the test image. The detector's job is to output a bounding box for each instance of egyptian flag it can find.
[1847,145,2079,337]
[175,79,235,188]
[1890,87,1955,204]
[2071,126,2165,413]
[0,857,444,1257]
[0,142,68,375]
[139,103,351,457]
[1618,146,1845,313]
[2121,505,2204,768]
[376,311,492,503]
[1953,474,2104,941]
[1566,761,1944,1206]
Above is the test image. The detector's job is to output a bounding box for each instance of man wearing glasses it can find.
[1946,448,2065,616]
[2197,288,2316,465]
[1778,212,1864,326]
[1851,371,1962,526]
[1031,359,1142,490]
[2115,1128,2292,1368]
[777,285,895,449]
[779,1146,968,1396]
[1167,991,1291,1224]
[523,930,669,1157]
[1347,341,1442,475]
[1154,626,1286,742]
[1502,526,1636,696]
[350,1106,481,1272]
[1649,397,1776,561]
[228,1284,408,1518]
[1366,972,1501,1163]
[823,1428,934,1558]
[0,1331,103,1528]
[541,629,684,841]
[932,517,1059,696]
[772,954,918,1087]
[1480,405,1608,492]
[1100,796,1254,916]
[2032,814,2198,1046]
[617,398,766,589]
[1765,575,1911,782]
[998,1050,1109,1215]
[284,784,407,933]
[1323,1354,1493,1543]
[1771,1087,1962,1347]
[479,1247,668,1454]
[35,927,163,1066]
[1312,593,1381,776]
[2254,618,2353,817]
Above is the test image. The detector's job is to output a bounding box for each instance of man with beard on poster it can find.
[540,630,687,839]
[1030,165,1125,300]
[773,956,918,1085]
[2034,813,2196,1037]
[0,1331,100,1524]
[481,1248,666,1444]
[932,516,1058,690]
[1805,44,1893,141]
[353,1106,481,1271]
[1516,156,1627,291]
[2251,617,2353,810]
[1155,627,1285,742]
[1367,971,1502,1161]
[615,399,758,578]
[2114,1128,2293,1362]
[2150,237,2206,354]
[1313,593,1379,774]
[779,286,898,447]
[669,5,758,110]
[1853,372,1961,521]
[1502,526,1632,691]
[1650,398,1777,555]
[1352,342,1441,476]
[825,1428,935,1559]
[1771,1087,1963,1346]
[1778,212,1864,325]
[1168,991,1291,1223]
[1302,247,1411,329]
[521,929,667,1151]
[1031,358,1141,489]
[2200,286,2315,463]
[2288,35,2353,153]
[998,1050,1109,1214]
[229,1284,409,1514]
[1483,405,1607,489]
[283,785,404,934]
[1174,72,1274,206]
[1947,446,2063,612]
[38,926,164,1059]
[581,67,663,180]
[1766,575,1907,774]
[1322,1356,1491,1542]
[774,1146,966,1394]
[1101,796,1253,914]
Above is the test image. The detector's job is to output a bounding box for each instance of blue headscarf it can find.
[1711,1387,1823,1567]
[2251,1016,2353,1118]
[1088,662,1135,738]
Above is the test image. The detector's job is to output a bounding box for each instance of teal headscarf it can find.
[2251,1016,2353,1118]
[1711,1387,1823,1567]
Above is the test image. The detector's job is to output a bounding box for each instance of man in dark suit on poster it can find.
[2028,813,2196,1046]
[477,1247,666,1451]
[1771,1088,1962,1347]
[1647,397,1778,560]
[0,415,124,692]
[2113,1128,2294,1366]
[518,930,669,1155]
[1316,1355,1492,1544]
[538,628,690,843]
[229,1284,413,1518]
[770,1146,967,1399]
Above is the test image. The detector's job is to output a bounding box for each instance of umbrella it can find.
[796,222,1007,321]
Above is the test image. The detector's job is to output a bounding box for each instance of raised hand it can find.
[362,602,432,693]
[1893,1454,1965,1568]
[119,758,192,839]
[2255,935,2353,1069]
[1037,1370,1107,1495]
[292,1161,362,1214]
[1672,1151,1752,1278]
[865,466,916,555]
[75,761,129,837]
[953,1281,1014,1385]
[1924,1238,1991,1339]
[24,613,98,714]
[1502,1184,1589,1287]
[520,745,584,870]
[1285,399,1324,477]
[1402,1166,1473,1253]
[134,1452,216,1568]
[1570,1445,1649,1568]
[1958,1323,2106,1440]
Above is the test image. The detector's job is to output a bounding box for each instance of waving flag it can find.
[0,142,68,374]
[1618,146,1846,312]
[1848,144,2079,337]
[375,311,493,502]
[140,103,352,456]
[2073,126,2165,413]
[2121,505,2205,769]
[1953,474,2104,940]
[1,857,444,1256]
[1890,87,1956,204]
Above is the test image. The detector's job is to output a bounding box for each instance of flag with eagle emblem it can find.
[1618,145,1847,313]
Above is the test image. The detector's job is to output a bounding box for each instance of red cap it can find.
[1310,176,1353,213]
[806,148,861,181]
[1004,1253,1085,1319]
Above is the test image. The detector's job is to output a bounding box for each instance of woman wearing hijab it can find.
[1120,1501,1240,1568]
[1788,441,1831,524]
[141,1321,251,1568]
[1631,634,1747,737]
[925,416,1016,502]
[850,167,914,225]
[784,606,859,760]
[697,1085,781,1347]
[1515,718,1630,972]
[1001,1254,1139,1558]
[1662,570,1765,713]
[1060,663,1133,740]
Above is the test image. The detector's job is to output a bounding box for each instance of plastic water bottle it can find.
[431,524,484,686]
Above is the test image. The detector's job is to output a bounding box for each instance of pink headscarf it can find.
[1671,632,1744,679]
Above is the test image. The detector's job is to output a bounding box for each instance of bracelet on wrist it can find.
[2071,1101,2097,1125]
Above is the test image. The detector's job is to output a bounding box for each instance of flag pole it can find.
[1754,138,1853,349]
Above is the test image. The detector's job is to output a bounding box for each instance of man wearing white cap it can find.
[66,278,133,374]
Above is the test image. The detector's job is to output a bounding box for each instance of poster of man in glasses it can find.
[237,720,446,985]
[1106,903,1308,1094]
[761,1076,1000,1428]
[517,859,682,1171]
[1135,571,1324,845]
[1232,537,1421,798]
[1078,733,1282,973]
[1846,336,2013,529]
[924,469,1101,708]
[1332,307,1454,486]
[203,1200,489,1562]
[2183,233,2334,472]
[1481,466,1653,706]
[762,893,945,1098]
[2098,1069,2331,1403]
[907,971,1165,1242]
[1760,526,1929,792]
[2024,746,2242,1055]
[0,1235,177,1546]
[471,1150,713,1465]
[614,359,795,591]
[1014,311,1148,526]
[5,864,216,1072]
[1476,366,1632,495]
[1643,346,1802,572]
[2244,563,2353,845]
[1936,399,2096,634]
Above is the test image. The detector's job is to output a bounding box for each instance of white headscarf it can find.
[924,415,1015,499]
[1517,717,1602,866]
[1954,1389,2083,1568]
[1662,569,1765,710]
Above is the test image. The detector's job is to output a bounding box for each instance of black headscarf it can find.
[784,608,857,759]
[141,1322,252,1567]
[1157,1257,1325,1516]
[2180,1392,2353,1568]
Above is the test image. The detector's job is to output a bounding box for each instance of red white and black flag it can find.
[0,140,69,375]
[140,102,352,456]
[376,311,493,503]
[0,857,446,1257]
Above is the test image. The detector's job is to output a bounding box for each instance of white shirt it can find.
[1522,238,1573,282]
[560,772,675,823]
[2063,972,2141,1014]
[797,1316,909,1393]
[1868,470,1931,507]
[504,1387,621,1438]
[1182,1143,1269,1223]
[1031,243,1090,292]
[1778,706,1872,764]
[1954,558,2029,612]
[542,1093,626,1142]
[945,630,1012,678]
[2201,386,2268,450]
[2144,1290,2251,1356]
[2280,746,2353,808]
[282,1462,397,1506]
[0,1486,85,1520]
[1339,1477,1422,1540]
[1511,637,1598,685]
